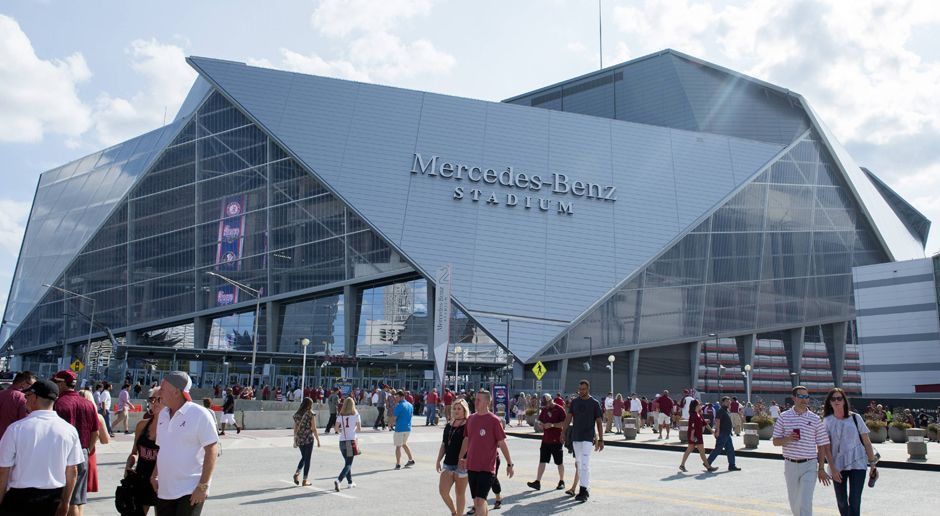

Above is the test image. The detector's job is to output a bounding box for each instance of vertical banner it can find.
[492,384,508,421]
[215,195,247,306]
[433,264,452,392]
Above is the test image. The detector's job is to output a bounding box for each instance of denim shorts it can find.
[441,463,468,478]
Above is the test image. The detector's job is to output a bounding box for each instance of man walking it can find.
[629,394,642,432]
[218,387,241,436]
[729,397,743,436]
[113,382,132,435]
[324,388,339,434]
[527,394,565,491]
[707,396,741,472]
[52,370,98,516]
[389,390,415,469]
[657,390,674,440]
[563,380,604,502]
[98,381,114,438]
[772,386,837,516]
[603,393,614,433]
[152,371,219,515]
[0,379,84,515]
[372,385,388,430]
[425,388,440,426]
[443,388,454,422]
[0,371,35,440]
[458,390,513,516]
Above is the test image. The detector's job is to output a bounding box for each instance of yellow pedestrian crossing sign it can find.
[532,361,547,380]
[70,359,84,372]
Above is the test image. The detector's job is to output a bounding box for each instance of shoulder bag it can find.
[851,412,880,463]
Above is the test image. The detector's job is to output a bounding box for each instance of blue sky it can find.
[2,0,939,319]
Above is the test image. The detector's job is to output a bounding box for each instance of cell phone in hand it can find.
[792,428,801,440]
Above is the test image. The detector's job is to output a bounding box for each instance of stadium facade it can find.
[1,49,930,397]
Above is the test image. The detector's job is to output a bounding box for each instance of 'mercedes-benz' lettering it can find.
[411,153,616,217]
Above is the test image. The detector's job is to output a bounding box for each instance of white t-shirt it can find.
[156,402,220,499]
[770,405,781,418]
[681,396,695,419]
[0,410,84,489]
[338,414,360,441]
[293,388,303,401]
[371,392,379,405]
[605,397,614,410]
[93,390,101,405]
[630,398,642,413]
[100,390,112,410]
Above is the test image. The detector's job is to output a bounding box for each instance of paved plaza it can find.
[86,423,935,515]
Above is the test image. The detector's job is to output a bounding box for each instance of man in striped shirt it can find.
[772,386,839,515]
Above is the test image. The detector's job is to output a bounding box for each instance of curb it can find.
[506,431,940,472]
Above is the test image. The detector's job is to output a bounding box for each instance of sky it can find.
[2,0,939,321]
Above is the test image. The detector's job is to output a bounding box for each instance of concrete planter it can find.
[757,424,774,440]
[622,417,638,440]
[678,419,689,443]
[906,428,927,460]
[889,425,909,443]
[742,423,760,449]
[868,426,887,443]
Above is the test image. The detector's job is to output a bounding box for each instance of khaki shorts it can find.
[657,412,671,426]
[394,431,410,447]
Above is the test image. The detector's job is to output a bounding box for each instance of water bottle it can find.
[867,467,878,488]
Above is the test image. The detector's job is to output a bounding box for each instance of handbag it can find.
[345,438,361,456]
[852,413,880,465]
[114,472,141,515]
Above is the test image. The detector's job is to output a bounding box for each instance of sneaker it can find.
[236,427,241,434]
[556,480,565,490]
[728,466,742,471]
[347,482,357,488]
[526,480,541,490]
[333,480,340,492]
[574,487,589,502]
[704,463,718,472]
[405,460,415,467]
[395,464,401,470]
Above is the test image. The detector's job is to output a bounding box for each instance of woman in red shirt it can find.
[679,399,718,472]
[612,394,625,434]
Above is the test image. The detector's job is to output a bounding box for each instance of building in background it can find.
[0,50,930,398]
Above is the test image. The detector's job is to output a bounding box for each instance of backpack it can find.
[114,473,142,515]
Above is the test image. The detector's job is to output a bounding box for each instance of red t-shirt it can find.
[443,392,454,405]
[465,412,506,474]
[538,404,566,444]
[426,392,439,405]
[54,390,100,448]
[657,396,674,415]
[0,388,28,439]
[405,394,414,405]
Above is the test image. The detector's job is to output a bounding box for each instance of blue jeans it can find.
[833,469,866,516]
[707,433,736,467]
[296,442,313,479]
[426,405,438,425]
[338,441,355,483]
[101,408,113,435]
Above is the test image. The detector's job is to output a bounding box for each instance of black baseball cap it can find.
[24,379,59,400]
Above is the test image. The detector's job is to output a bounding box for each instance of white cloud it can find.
[91,39,197,146]
[0,200,30,258]
[0,14,92,143]
[311,0,433,37]
[254,0,453,84]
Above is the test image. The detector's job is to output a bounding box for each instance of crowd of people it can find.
[1,370,938,515]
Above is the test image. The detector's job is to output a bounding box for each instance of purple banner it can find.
[215,195,246,305]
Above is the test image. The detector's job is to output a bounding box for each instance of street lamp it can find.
[300,338,310,391]
[607,354,615,394]
[206,271,261,389]
[743,364,752,405]
[44,283,95,382]
[454,345,463,392]
[583,336,593,373]
[718,364,726,397]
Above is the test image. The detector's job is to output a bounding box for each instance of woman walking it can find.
[125,387,162,515]
[822,388,879,516]
[679,399,718,472]
[612,394,625,434]
[79,390,110,494]
[293,397,321,486]
[516,393,528,426]
[435,399,470,516]
[334,397,361,491]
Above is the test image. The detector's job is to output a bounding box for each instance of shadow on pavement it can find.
[212,486,296,500]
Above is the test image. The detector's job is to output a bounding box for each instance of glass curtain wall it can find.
[551,130,888,359]
[9,90,409,353]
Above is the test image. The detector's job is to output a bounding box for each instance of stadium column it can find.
[783,327,805,388]
[558,358,568,394]
[427,282,438,385]
[626,349,639,394]
[266,301,280,353]
[343,285,357,357]
[689,341,702,391]
[822,322,847,388]
[191,316,209,383]
[734,334,756,383]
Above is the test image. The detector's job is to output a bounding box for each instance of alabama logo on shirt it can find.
[479,428,486,437]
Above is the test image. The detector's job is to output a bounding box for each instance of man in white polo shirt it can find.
[151,371,219,516]
[0,379,84,515]
[772,386,838,516]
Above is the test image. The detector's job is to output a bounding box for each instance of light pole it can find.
[206,271,262,389]
[718,364,726,397]
[743,364,752,405]
[44,283,95,382]
[607,354,615,394]
[300,338,310,391]
[454,345,463,392]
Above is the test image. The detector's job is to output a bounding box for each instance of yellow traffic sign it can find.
[70,359,84,372]
[532,361,547,381]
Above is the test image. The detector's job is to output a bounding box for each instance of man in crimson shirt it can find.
[526,394,566,491]
[458,390,514,516]
[425,388,440,426]
[657,390,674,439]
[443,388,455,422]
[0,371,35,440]
[52,369,99,514]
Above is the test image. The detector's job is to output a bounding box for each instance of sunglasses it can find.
[795,394,811,399]
[149,397,162,402]
[830,396,844,401]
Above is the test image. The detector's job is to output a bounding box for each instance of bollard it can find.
[678,419,689,443]
[622,417,638,440]
[743,422,759,449]
[906,428,927,461]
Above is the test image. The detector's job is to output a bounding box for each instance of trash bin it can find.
[678,419,689,443]
[906,428,927,460]
[622,417,638,440]
[743,422,759,449]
